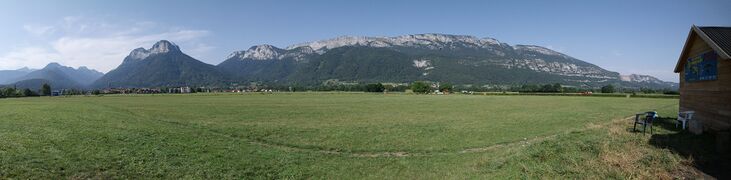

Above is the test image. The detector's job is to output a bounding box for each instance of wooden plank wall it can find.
[679,33,731,131]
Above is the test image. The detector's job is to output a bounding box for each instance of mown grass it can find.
[0,93,697,178]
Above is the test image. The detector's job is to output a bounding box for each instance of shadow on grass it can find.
[646,117,731,179]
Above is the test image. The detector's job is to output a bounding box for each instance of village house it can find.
[167,87,192,94]
[180,86,191,93]
[673,25,731,139]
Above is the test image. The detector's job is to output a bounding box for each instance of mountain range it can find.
[1,63,103,90]
[216,34,676,89]
[2,34,678,90]
[0,67,36,84]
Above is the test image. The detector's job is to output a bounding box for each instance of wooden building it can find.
[674,25,731,134]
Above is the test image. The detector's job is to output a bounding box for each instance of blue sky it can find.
[0,0,729,82]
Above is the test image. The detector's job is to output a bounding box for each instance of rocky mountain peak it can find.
[44,62,62,69]
[286,33,506,51]
[620,74,662,83]
[227,44,284,60]
[17,67,33,71]
[128,48,151,61]
[150,40,180,54]
[125,40,181,62]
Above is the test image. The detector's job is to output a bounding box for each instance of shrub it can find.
[23,89,39,97]
[411,81,431,94]
[439,83,453,93]
[364,83,385,92]
[601,85,615,93]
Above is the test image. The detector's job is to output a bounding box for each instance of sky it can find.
[0,0,729,82]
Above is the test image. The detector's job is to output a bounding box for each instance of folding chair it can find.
[633,111,657,134]
[677,111,695,130]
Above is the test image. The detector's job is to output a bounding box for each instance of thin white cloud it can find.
[611,50,623,57]
[0,47,60,70]
[23,24,56,36]
[0,16,214,72]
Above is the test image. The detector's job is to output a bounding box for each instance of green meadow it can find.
[0,93,698,178]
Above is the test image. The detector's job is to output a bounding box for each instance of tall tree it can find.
[23,89,38,97]
[411,81,431,94]
[601,84,615,93]
[41,83,51,96]
[553,83,563,92]
[3,88,17,97]
[365,83,385,92]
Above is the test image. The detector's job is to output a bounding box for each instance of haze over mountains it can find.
[2,63,103,90]
[0,67,36,84]
[2,34,678,90]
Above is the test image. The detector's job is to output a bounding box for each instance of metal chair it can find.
[677,111,695,130]
[633,111,657,134]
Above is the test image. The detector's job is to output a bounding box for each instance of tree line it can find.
[0,83,49,98]
[1,81,678,98]
[217,82,675,94]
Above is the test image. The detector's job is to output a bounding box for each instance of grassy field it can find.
[0,93,702,178]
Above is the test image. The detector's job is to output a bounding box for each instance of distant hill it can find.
[0,67,35,84]
[10,79,56,91]
[5,63,103,90]
[92,40,228,88]
[13,63,104,86]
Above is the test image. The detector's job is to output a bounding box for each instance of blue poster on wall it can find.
[685,51,718,82]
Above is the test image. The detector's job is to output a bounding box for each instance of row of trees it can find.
[225,78,679,94]
[597,84,677,94]
[364,83,385,92]
[1,88,39,98]
[405,82,454,94]
[511,83,564,93]
[275,82,671,95]
[1,82,676,97]
[362,82,455,94]
[280,83,410,92]
[0,84,54,98]
[509,83,618,93]
[457,83,675,94]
